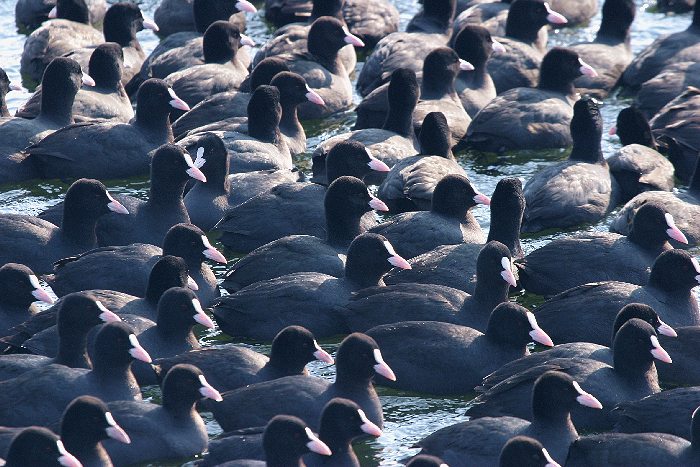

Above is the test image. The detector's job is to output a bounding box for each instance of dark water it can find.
[0,0,698,465]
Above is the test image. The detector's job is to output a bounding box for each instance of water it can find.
[0,0,698,465]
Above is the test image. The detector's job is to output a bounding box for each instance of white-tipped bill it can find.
[384,241,412,270]
[128,334,152,363]
[96,300,121,323]
[656,318,677,338]
[192,298,215,329]
[240,34,256,47]
[665,213,688,244]
[82,73,95,87]
[492,39,506,53]
[500,257,518,287]
[473,192,491,205]
[187,276,199,291]
[48,6,58,18]
[572,381,603,409]
[358,409,382,437]
[29,274,54,304]
[369,197,389,212]
[373,348,396,381]
[168,88,190,111]
[305,427,332,456]
[578,59,598,78]
[650,335,672,363]
[526,312,554,347]
[106,192,129,215]
[201,235,227,264]
[235,0,258,13]
[199,374,223,401]
[313,340,334,364]
[543,448,561,467]
[305,86,325,106]
[56,440,81,467]
[105,412,131,444]
[343,27,365,47]
[544,2,568,24]
[142,17,159,31]
[367,149,390,172]
[459,59,475,71]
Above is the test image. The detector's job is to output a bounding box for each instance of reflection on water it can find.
[0,0,697,465]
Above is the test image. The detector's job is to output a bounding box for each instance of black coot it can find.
[609,157,700,247]
[466,319,669,432]
[412,371,602,466]
[177,85,293,174]
[356,0,456,96]
[3,427,81,467]
[20,0,103,85]
[214,144,388,253]
[365,302,553,394]
[521,96,620,232]
[0,321,151,427]
[17,42,134,123]
[0,263,53,336]
[0,57,90,184]
[567,404,700,466]
[153,325,333,392]
[453,25,503,117]
[219,174,384,291]
[634,60,700,118]
[486,0,568,94]
[517,202,685,296]
[201,397,380,466]
[620,0,700,90]
[15,0,106,30]
[199,333,396,431]
[369,174,490,259]
[613,387,700,440]
[102,364,223,466]
[211,233,410,340]
[479,303,677,391]
[312,68,420,185]
[0,292,121,380]
[131,0,256,94]
[43,223,226,306]
[164,21,253,120]
[356,47,472,148]
[607,106,675,201]
[95,144,206,247]
[466,48,597,152]
[0,179,128,274]
[377,111,467,214]
[499,436,561,467]
[568,0,636,98]
[178,71,324,156]
[383,177,525,294]
[28,79,190,180]
[533,249,700,344]
[342,241,517,333]
[171,57,289,138]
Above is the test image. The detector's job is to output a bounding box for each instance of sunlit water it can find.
[0,0,698,465]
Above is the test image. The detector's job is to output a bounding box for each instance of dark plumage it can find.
[0,179,128,274]
[486,0,568,94]
[365,302,554,394]
[220,173,383,291]
[478,303,678,391]
[383,177,524,294]
[199,333,396,432]
[3,427,81,467]
[412,371,602,466]
[214,145,388,253]
[0,321,151,427]
[620,0,700,90]
[567,403,700,466]
[453,25,501,117]
[521,96,620,232]
[17,42,134,123]
[533,249,700,345]
[342,241,517,333]
[164,21,251,121]
[0,263,53,336]
[0,57,87,184]
[312,68,420,186]
[153,326,333,392]
[94,144,205,247]
[466,48,597,152]
[569,0,635,98]
[43,223,225,306]
[370,174,489,259]
[517,202,684,296]
[211,233,410,340]
[607,106,675,201]
[29,79,190,180]
[101,364,223,466]
[467,319,668,432]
